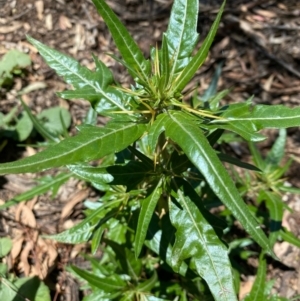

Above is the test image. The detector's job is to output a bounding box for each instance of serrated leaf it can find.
[171,0,225,93]
[162,111,272,255]
[135,179,162,257]
[27,36,127,112]
[92,0,150,81]
[0,173,70,210]
[70,265,127,292]
[0,122,146,175]
[265,129,286,167]
[164,0,199,77]
[169,187,237,301]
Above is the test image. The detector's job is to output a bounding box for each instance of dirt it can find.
[1,0,300,300]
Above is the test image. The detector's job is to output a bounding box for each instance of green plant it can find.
[0,49,31,87]
[1,0,300,299]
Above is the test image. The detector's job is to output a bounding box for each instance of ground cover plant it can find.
[1,0,300,300]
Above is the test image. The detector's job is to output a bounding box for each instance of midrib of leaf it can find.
[168,2,188,79]
[171,1,225,93]
[177,189,229,299]
[28,37,126,111]
[165,112,272,254]
[92,0,149,81]
[0,123,145,174]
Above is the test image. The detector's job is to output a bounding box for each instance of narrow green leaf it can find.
[135,271,158,292]
[91,0,150,81]
[164,0,199,76]
[258,191,283,247]
[163,111,273,255]
[265,129,286,167]
[217,153,261,171]
[244,253,266,301]
[68,164,113,184]
[220,104,300,130]
[249,142,266,170]
[27,36,127,111]
[280,228,300,248]
[169,187,237,301]
[70,265,127,292]
[45,203,119,244]
[0,122,146,175]
[171,0,225,93]
[0,173,70,210]
[135,179,162,258]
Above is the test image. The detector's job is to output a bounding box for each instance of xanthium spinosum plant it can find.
[1,0,300,300]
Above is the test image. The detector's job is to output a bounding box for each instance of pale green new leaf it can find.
[162,111,272,255]
[0,123,146,175]
[164,0,199,76]
[171,0,225,93]
[265,129,286,167]
[135,179,163,258]
[92,0,150,81]
[169,188,237,301]
[27,36,127,111]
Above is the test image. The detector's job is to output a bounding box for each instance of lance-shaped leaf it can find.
[171,0,225,94]
[164,0,199,76]
[0,123,146,175]
[70,265,127,293]
[135,179,162,258]
[27,36,127,112]
[244,253,267,301]
[0,173,70,210]
[92,0,150,81]
[161,111,273,255]
[219,104,300,130]
[169,187,237,301]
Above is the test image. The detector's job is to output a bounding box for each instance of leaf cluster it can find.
[1,0,300,300]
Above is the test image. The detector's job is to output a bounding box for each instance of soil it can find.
[1,0,300,300]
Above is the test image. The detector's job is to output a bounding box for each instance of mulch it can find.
[1,0,300,300]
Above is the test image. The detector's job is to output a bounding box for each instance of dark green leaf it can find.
[135,179,162,257]
[162,111,273,255]
[164,0,199,77]
[0,122,146,174]
[70,265,127,292]
[169,187,237,301]
[91,0,150,81]
[171,0,225,93]
[244,253,266,301]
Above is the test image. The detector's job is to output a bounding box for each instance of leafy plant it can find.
[1,0,300,300]
[0,49,31,87]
